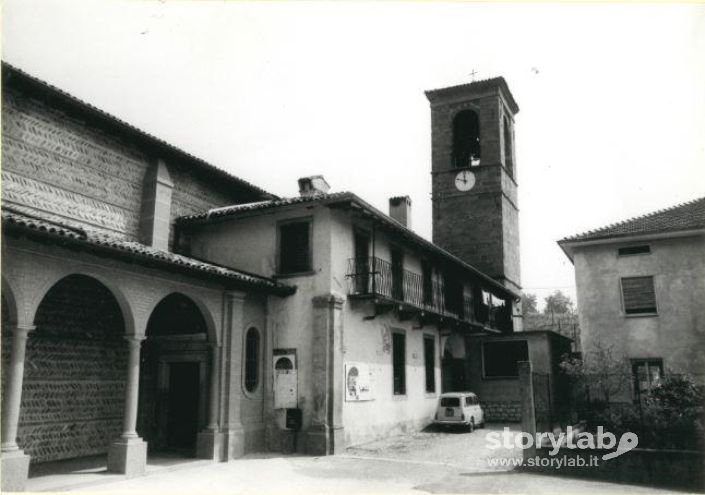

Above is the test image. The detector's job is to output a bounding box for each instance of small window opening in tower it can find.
[452,110,481,168]
[503,116,514,177]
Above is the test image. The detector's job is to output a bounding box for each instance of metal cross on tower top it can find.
[468,69,479,82]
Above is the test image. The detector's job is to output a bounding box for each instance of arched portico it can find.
[21,274,128,463]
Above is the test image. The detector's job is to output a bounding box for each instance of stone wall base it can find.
[1,450,30,492]
[196,431,226,461]
[107,438,147,478]
[305,425,345,455]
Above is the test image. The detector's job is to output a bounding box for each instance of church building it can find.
[1,62,561,491]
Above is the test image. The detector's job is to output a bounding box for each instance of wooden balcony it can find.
[345,257,512,332]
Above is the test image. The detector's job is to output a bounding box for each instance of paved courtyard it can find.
[26,424,680,494]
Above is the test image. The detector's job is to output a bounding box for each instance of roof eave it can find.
[2,222,296,297]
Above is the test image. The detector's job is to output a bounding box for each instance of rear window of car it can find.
[440,397,460,407]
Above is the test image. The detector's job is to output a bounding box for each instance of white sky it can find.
[3,1,704,310]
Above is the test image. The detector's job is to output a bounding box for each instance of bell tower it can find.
[426,78,521,293]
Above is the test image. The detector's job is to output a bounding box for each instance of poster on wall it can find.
[345,362,373,401]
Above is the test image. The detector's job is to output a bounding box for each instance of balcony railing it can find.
[346,257,512,331]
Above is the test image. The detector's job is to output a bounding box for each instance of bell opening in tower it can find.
[452,110,481,168]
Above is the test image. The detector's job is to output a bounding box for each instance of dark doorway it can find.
[166,362,200,452]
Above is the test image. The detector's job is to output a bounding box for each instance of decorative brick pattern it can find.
[2,87,263,248]
[17,275,128,463]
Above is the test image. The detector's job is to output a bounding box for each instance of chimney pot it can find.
[298,175,331,196]
[389,196,412,229]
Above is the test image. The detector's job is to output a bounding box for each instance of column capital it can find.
[312,293,345,309]
[225,290,247,303]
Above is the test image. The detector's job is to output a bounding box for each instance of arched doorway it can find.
[137,293,210,456]
[23,275,127,463]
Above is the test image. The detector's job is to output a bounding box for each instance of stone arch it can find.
[29,268,135,336]
[1,276,18,328]
[143,290,218,345]
[138,291,214,454]
[21,274,129,463]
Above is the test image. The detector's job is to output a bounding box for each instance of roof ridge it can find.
[560,196,705,242]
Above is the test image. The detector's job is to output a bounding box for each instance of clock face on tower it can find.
[454,170,476,191]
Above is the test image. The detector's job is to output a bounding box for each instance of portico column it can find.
[108,336,147,477]
[197,343,225,460]
[221,291,247,459]
[207,344,221,430]
[1,325,33,492]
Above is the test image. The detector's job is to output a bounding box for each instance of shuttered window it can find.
[621,276,657,315]
[279,220,311,274]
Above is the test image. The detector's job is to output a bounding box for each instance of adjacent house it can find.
[558,198,705,401]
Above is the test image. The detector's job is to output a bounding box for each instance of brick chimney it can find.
[298,175,331,196]
[389,196,412,229]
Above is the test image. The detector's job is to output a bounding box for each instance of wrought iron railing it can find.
[346,257,510,330]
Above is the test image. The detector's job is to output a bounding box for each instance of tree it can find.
[543,290,574,315]
[521,292,538,314]
[560,341,631,403]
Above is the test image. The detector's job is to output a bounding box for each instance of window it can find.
[391,248,404,301]
[621,276,657,315]
[618,245,651,256]
[503,116,514,177]
[422,261,433,307]
[278,219,311,274]
[440,397,459,407]
[452,110,481,167]
[424,336,435,393]
[392,332,406,395]
[244,327,260,392]
[353,230,370,294]
[632,359,663,399]
[482,340,528,378]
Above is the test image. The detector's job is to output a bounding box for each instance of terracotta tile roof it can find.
[2,61,275,201]
[180,192,353,222]
[560,197,705,243]
[179,192,521,300]
[2,207,295,296]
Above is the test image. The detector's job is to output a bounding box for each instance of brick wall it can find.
[19,275,128,463]
[1,294,11,406]
[482,400,521,422]
[2,87,263,247]
[429,88,521,289]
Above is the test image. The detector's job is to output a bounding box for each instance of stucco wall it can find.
[573,235,705,382]
[341,307,441,447]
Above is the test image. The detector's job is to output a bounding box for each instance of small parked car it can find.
[433,392,485,432]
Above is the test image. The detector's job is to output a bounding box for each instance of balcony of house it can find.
[345,257,513,333]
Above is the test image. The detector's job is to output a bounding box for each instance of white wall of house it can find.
[573,234,705,386]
